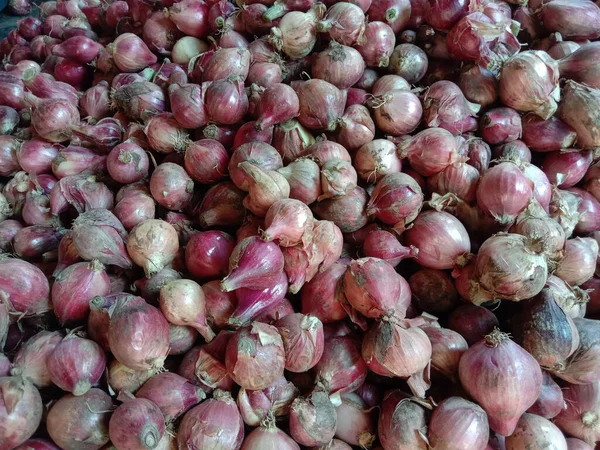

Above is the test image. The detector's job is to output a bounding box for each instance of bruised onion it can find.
[458,329,542,436]
[378,390,428,450]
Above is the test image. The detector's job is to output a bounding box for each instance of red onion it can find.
[13,224,62,258]
[225,322,285,390]
[114,185,155,231]
[137,372,205,421]
[569,187,600,234]
[229,142,283,191]
[378,390,428,450]
[542,150,592,188]
[149,163,193,211]
[169,325,198,355]
[548,275,588,319]
[313,185,369,233]
[558,80,600,149]
[145,113,190,154]
[0,377,44,448]
[198,182,246,229]
[459,64,498,108]
[241,424,299,450]
[319,159,357,200]
[106,141,149,184]
[353,21,394,69]
[492,140,532,163]
[110,33,157,72]
[236,121,275,149]
[142,11,180,56]
[47,334,105,396]
[166,0,209,37]
[182,139,229,185]
[30,98,80,143]
[459,330,542,436]
[398,128,461,176]
[112,81,166,121]
[428,162,480,203]
[317,2,365,46]
[47,388,111,450]
[178,339,234,393]
[559,42,600,89]
[168,83,207,130]
[261,198,313,247]
[344,257,411,320]
[0,258,50,315]
[72,208,132,269]
[480,107,522,145]
[270,119,313,163]
[51,145,106,179]
[109,397,165,450]
[315,335,367,395]
[11,330,62,388]
[197,48,251,83]
[0,106,19,135]
[331,393,375,447]
[366,172,422,232]
[528,371,565,419]
[303,139,352,167]
[510,201,565,265]
[301,260,348,323]
[289,385,337,446]
[22,70,79,106]
[52,35,102,63]
[15,439,61,450]
[0,74,25,110]
[362,317,432,397]
[274,313,324,372]
[70,117,124,152]
[423,80,479,135]
[336,104,375,152]
[297,79,346,131]
[556,238,598,287]
[108,295,170,371]
[372,89,422,136]
[555,381,600,445]
[505,413,567,449]
[565,438,593,450]
[476,162,532,224]
[205,76,249,125]
[107,358,154,394]
[277,158,321,205]
[0,136,20,178]
[0,220,22,253]
[202,280,237,329]
[51,260,110,324]
[178,390,243,449]
[127,219,179,277]
[184,230,235,279]
[541,0,600,40]
[409,270,457,314]
[471,233,548,304]
[404,210,470,269]
[513,287,580,369]
[220,235,284,292]
[353,139,401,184]
[313,41,365,90]
[17,139,60,175]
[159,279,215,342]
[363,230,417,267]
[499,51,560,119]
[447,13,520,72]
[16,17,42,39]
[428,397,489,450]
[550,188,583,238]
[367,0,411,33]
[252,83,299,131]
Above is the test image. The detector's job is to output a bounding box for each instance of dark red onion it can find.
[313,186,369,233]
[459,64,498,108]
[480,107,522,145]
[198,182,246,229]
[541,0,600,40]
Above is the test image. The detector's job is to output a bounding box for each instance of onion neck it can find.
[484,328,509,347]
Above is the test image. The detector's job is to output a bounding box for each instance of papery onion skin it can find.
[225,322,286,390]
[314,335,368,395]
[458,330,542,436]
[289,385,337,447]
[127,219,179,278]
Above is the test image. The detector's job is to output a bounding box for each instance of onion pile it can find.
[0,0,599,448]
